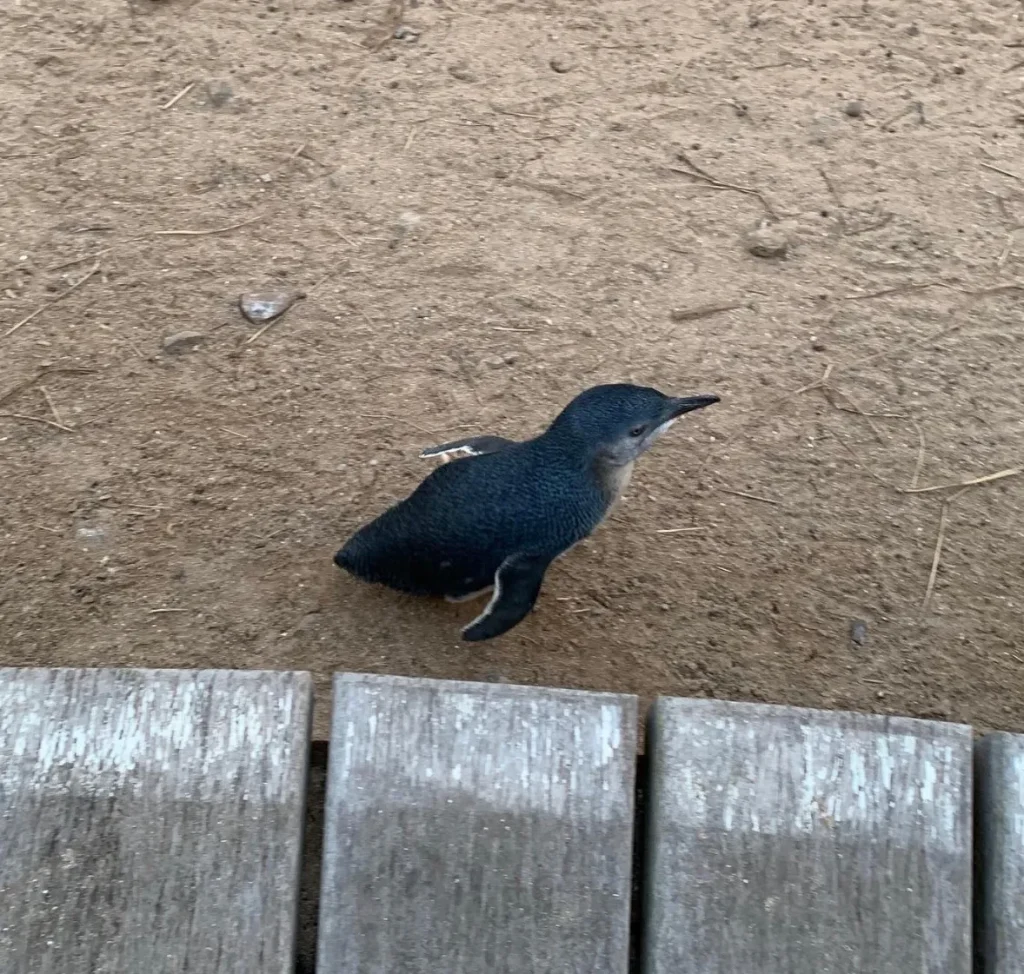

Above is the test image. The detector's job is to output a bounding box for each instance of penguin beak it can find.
[667,394,720,418]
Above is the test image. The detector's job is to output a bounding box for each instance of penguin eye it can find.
[629,425,646,438]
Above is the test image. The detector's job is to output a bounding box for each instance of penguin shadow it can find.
[310,560,511,677]
[333,571,487,632]
[317,555,609,674]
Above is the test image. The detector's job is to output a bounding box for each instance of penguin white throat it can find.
[595,458,635,509]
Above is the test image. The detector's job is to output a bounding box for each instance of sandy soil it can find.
[2,0,1023,741]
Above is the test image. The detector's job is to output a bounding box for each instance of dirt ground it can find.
[2,0,1023,741]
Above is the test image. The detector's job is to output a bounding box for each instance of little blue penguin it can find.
[334,383,719,641]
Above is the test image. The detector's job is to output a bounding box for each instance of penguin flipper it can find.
[461,552,551,642]
[419,435,516,462]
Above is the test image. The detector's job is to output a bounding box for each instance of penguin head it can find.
[550,383,719,466]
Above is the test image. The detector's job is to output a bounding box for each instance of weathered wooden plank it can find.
[318,673,637,974]
[643,699,972,974]
[0,667,312,974]
[976,732,1024,974]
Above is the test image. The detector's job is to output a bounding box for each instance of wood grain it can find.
[976,732,1024,974]
[0,668,312,974]
[643,699,972,974]
[318,673,638,974]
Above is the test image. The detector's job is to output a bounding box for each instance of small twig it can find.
[656,526,710,534]
[669,301,750,323]
[489,105,545,119]
[821,386,885,442]
[153,215,262,237]
[793,363,834,396]
[719,487,780,506]
[778,322,967,410]
[997,229,1021,267]
[38,386,64,427]
[921,486,973,610]
[832,403,906,420]
[667,151,778,218]
[0,411,75,432]
[793,364,892,439]
[244,295,306,345]
[3,260,101,339]
[148,608,188,614]
[819,167,843,208]
[672,151,716,183]
[880,103,917,131]
[844,322,964,371]
[160,81,195,110]
[0,367,94,408]
[876,100,925,131]
[845,213,895,236]
[403,123,424,151]
[981,162,1024,183]
[509,178,588,202]
[843,281,948,301]
[294,145,331,168]
[46,249,111,272]
[910,419,926,490]
[245,317,285,345]
[824,425,896,488]
[897,467,1022,495]
[220,427,250,438]
[328,228,358,247]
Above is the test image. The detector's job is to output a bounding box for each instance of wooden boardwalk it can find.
[0,667,1020,973]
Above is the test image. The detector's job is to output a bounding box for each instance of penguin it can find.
[334,383,719,641]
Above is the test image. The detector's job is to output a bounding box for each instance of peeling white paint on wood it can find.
[0,667,312,974]
[644,698,972,974]
[318,673,637,974]
[661,705,967,848]
[0,669,307,803]
[333,675,630,820]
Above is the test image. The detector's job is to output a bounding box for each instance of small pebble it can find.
[448,62,476,82]
[162,331,207,354]
[843,100,863,118]
[812,341,827,352]
[850,618,869,646]
[744,225,789,259]
[807,115,839,147]
[393,25,419,41]
[239,290,305,324]
[76,525,107,543]
[206,79,233,108]
[550,56,574,73]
